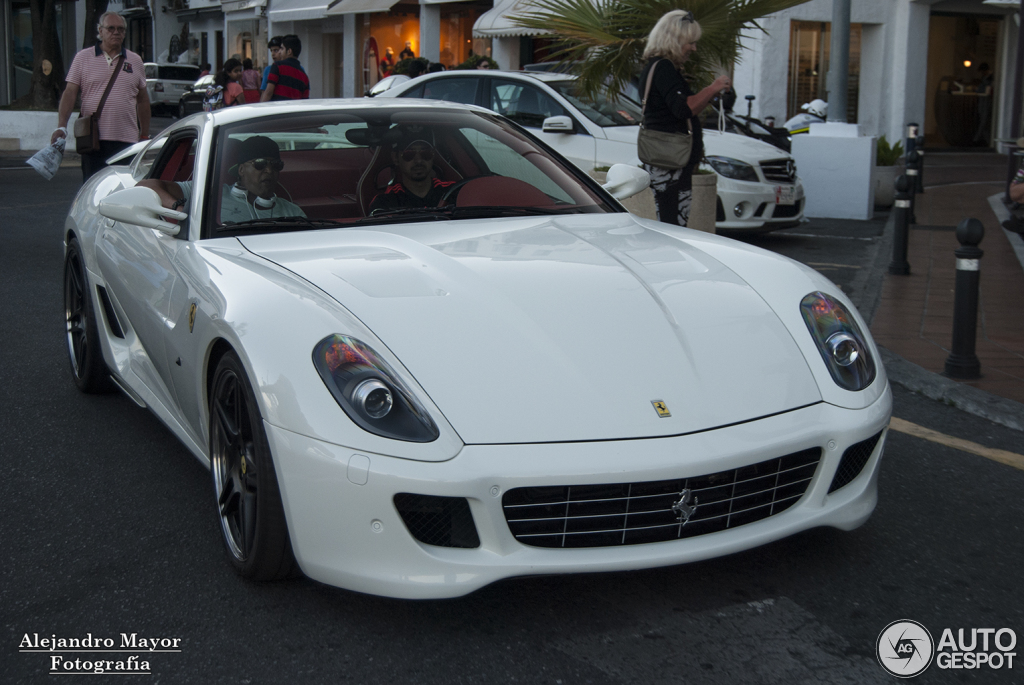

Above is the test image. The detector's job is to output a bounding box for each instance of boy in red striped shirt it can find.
[260,35,309,102]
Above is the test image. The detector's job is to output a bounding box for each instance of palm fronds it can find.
[515,0,812,100]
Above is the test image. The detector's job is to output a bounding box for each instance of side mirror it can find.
[541,115,574,133]
[99,186,186,236]
[601,164,650,200]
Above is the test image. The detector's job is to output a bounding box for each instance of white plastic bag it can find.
[26,137,66,180]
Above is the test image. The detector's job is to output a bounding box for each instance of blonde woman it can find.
[640,10,731,226]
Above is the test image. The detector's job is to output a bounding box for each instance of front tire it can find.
[64,238,113,393]
[209,351,296,580]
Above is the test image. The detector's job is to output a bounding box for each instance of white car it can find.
[378,71,805,231]
[64,99,890,599]
[145,62,202,115]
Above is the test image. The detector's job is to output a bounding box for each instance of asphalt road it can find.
[1,167,1022,684]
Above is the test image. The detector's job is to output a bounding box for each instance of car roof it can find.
[199,97,493,127]
[145,62,201,68]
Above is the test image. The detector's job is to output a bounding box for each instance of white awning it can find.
[223,0,268,13]
[269,0,340,22]
[473,0,547,38]
[325,0,401,15]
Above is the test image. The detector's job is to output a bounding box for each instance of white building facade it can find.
[733,0,1020,150]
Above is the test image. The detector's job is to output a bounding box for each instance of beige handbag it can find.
[74,55,124,154]
[637,60,693,170]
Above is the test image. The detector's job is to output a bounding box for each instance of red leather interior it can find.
[456,176,552,207]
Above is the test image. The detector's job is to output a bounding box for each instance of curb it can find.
[868,204,1024,433]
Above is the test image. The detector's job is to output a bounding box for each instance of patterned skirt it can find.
[642,163,693,227]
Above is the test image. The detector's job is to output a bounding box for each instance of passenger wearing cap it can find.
[368,133,455,214]
[139,135,305,224]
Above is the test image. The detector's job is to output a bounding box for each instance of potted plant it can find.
[689,167,718,233]
[874,135,904,208]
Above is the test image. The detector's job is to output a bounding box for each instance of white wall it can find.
[731,0,936,143]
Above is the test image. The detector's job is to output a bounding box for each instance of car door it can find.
[486,77,596,172]
[94,131,198,423]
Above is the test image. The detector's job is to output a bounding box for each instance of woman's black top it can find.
[639,58,704,172]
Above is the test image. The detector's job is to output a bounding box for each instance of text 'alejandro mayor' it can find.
[20,633,182,651]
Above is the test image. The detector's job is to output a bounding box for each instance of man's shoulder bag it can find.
[74,55,124,154]
[637,59,693,170]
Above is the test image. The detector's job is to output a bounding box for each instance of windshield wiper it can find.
[218,216,347,233]
[359,204,578,225]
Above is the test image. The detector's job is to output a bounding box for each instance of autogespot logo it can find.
[877,620,935,678]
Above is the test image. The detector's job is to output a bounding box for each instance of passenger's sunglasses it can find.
[247,158,284,172]
[680,11,695,22]
[103,25,126,33]
[401,146,434,162]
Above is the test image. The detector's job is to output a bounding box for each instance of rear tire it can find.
[209,351,296,580]
[64,239,113,393]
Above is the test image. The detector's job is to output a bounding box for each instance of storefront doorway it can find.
[926,13,1000,148]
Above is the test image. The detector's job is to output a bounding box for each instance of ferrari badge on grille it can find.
[188,302,197,333]
[651,400,671,417]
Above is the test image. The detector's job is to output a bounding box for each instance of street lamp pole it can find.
[827,0,851,123]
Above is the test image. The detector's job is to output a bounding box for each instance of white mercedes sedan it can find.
[378,71,806,232]
[63,99,889,599]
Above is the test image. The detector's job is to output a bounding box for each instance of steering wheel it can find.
[437,174,496,207]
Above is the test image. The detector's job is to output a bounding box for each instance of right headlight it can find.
[312,334,439,442]
[800,292,876,391]
[706,156,760,182]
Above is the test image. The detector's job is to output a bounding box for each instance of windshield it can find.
[547,81,642,127]
[204,108,616,236]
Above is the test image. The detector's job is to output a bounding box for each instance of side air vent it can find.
[393,493,480,548]
[96,286,124,338]
[828,431,884,493]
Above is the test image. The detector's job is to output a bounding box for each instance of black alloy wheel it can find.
[63,239,112,393]
[209,351,296,580]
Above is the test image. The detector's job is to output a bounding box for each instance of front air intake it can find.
[828,431,884,493]
[393,493,480,548]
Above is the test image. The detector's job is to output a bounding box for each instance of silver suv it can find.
[145,63,201,115]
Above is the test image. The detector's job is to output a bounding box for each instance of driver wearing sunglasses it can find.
[140,135,305,224]
[368,129,455,214]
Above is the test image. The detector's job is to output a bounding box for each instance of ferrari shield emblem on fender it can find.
[651,400,671,417]
[188,302,197,333]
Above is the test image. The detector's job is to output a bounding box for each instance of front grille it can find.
[394,494,480,548]
[760,158,797,183]
[772,198,802,218]
[715,196,725,221]
[828,431,884,493]
[503,448,821,549]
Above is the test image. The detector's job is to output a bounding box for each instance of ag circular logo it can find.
[877,620,935,678]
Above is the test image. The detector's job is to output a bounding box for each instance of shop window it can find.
[787,21,860,122]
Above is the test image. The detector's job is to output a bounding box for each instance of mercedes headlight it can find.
[706,156,759,182]
[800,292,876,391]
[313,334,439,442]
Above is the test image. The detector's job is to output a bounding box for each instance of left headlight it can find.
[800,292,876,391]
[313,334,439,442]
[706,156,760,182]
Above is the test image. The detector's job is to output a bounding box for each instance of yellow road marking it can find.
[889,417,1024,471]
[807,262,861,269]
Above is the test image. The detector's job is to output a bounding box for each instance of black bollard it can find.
[944,218,984,379]
[905,149,921,224]
[889,175,912,275]
[914,133,926,193]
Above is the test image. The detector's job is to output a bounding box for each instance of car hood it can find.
[238,214,821,444]
[602,126,791,164]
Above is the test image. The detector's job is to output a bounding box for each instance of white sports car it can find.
[64,100,890,599]
[378,71,806,231]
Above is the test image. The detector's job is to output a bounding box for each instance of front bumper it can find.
[268,385,891,599]
[715,177,805,230]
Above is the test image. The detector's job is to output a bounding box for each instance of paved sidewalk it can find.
[869,151,1024,419]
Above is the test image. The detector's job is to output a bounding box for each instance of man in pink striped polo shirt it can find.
[51,12,150,182]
